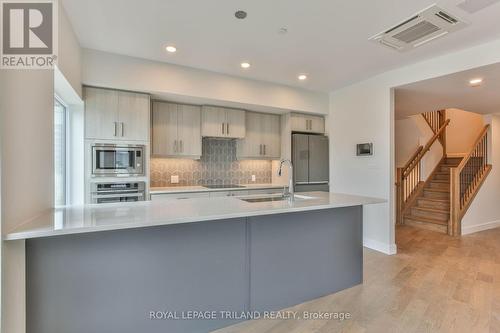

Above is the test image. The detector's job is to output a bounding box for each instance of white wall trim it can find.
[462,219,500,235]
[363,238,397,255]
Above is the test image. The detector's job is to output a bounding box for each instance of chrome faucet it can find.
[277,159,294,201]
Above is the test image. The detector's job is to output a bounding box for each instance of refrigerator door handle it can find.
[306,181,329,185]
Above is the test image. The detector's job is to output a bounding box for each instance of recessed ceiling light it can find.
[235,10,247,19]
[469,78,483,86]
[241,62,251,69]
[165,45,177,53]
[298,74,307,81]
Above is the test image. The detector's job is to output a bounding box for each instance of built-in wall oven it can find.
[90,182,146,204]
[92,144,144,177]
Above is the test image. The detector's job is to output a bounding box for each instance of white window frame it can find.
[54,95,70,206]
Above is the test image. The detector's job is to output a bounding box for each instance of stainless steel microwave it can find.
[92,144,144,177]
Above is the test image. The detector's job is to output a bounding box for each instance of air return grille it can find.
[369,5,467,52]
[393,21,440,43]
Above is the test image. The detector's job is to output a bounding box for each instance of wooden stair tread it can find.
[404,214,448,226]
[412,206,449,214]
[430,179,449,183]
[424,187,449,193]
[418,197,449,203]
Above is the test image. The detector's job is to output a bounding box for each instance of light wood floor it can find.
[214,225,500,333]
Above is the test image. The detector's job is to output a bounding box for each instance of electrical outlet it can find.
[251,175,256,182]
[171,175,179,184]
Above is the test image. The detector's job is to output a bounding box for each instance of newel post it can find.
[396,167,403,225]
[449,167,461,236]
[440,109,447,156]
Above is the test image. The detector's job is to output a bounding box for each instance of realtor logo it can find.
[1,0,57,68]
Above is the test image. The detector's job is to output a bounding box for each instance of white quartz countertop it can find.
[150,183,286,194]
[4,192,385,241]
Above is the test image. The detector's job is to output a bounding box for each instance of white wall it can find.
[462,115,500,234]
[446,108,484,156]
[0,4,82,333]
[82,49,329,114]
[329,37,500,255]
[395,117,423,167]
[0,69,53,333]
[395,115,443,183]
[58,1,82,98]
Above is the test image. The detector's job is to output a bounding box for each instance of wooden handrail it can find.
[402,146,423,172]
[403,119,450,177]
[456,124,490,171]
[420,119,450,158]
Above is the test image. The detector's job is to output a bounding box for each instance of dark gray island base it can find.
[26,206,363,333]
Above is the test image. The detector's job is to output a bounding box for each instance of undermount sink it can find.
[239,194,315,203]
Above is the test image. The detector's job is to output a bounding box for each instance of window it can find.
[54,97,67,206]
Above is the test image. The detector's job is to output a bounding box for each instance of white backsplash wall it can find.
[151,138,273,187]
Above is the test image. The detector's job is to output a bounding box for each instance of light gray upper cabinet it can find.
[152,102,202,159]
[84,86,150,141]
[201,106,245,138]
[117,90,150,141]
[291,113,325,134]
[237,112,280,159]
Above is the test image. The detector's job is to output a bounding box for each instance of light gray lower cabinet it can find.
[152,102,202,159]
[209,190,249,197]
[150,188,282,201]
[246,188,283,195]
[237,112,280,159]
[150,192,210,201]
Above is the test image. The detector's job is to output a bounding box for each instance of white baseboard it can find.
[363,238,397,255]
[462,219,500,235]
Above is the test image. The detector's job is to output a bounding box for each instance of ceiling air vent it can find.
[370,5,467,52]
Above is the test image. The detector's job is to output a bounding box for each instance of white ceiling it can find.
[395,62,500,118]
[61,0,500,92]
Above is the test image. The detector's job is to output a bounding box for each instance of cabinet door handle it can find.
[222,123,225,135]
[174,140,177,153]
[227,123,230,135]
[180,140,183,153]
[121,122,124,137]
[114,122,117,136]
[259,144,262,155]
[264,144,266,155]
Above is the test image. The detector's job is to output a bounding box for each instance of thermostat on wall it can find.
[356,143,373,156]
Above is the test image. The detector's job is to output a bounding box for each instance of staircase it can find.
[396,110,492,236]
[403,157,461,233]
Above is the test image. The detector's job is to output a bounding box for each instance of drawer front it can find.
[247,188,283,195]
[209,190,249,197]
[150,192,210,201]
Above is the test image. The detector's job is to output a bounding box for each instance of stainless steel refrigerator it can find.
[292,134,329,192]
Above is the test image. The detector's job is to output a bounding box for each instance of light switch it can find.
[171,175,179,184]
[251,175,256,182]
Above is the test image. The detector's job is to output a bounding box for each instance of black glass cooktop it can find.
[203,184,245,189]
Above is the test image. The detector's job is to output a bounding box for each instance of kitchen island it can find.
[5,192,384,333]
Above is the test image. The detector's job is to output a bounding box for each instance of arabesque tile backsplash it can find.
[150,138,273,187]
